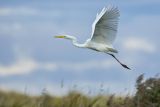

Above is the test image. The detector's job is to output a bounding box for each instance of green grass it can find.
[0,74,159,107]
[0,90,134,107]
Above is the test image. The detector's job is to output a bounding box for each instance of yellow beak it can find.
[54,35,65,38]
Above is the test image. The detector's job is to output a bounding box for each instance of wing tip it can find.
[104,5,120,17]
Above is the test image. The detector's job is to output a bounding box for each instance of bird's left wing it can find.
[91,6,120,46]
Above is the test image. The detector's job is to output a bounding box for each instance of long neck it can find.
[70,37,86,48]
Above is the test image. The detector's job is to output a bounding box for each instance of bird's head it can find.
[54,35,76,40]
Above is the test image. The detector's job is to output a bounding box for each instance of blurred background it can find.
[0,0,160,96]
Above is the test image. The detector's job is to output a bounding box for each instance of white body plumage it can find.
[55,6,130,70]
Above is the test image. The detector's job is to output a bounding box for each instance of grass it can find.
[0,74,159,107]
[0,90,134,107]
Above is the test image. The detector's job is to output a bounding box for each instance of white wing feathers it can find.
[91,6,120,46]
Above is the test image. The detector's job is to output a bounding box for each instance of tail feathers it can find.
[108,48,118,53]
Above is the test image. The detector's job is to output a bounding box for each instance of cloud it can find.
[0,57,60,76]
[122,37,156,53]
[0,56,116,76]
[59,59,115,72]
[0,7,38,16]
[0,6,63,18]
[0,58,38,76]
[0,44,117,76]
[0,22,24,36]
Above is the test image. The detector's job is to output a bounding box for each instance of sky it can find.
[0,0,160,96]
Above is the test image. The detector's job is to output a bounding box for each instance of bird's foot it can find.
[121,64,131,70]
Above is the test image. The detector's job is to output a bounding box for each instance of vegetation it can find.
[0,74,159,107]
[134,74,160,107]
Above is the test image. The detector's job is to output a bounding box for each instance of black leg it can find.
[108,53,131,70]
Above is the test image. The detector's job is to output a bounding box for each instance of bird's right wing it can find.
[91,6,120,46]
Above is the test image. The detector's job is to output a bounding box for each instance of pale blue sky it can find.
[0,0,160,96]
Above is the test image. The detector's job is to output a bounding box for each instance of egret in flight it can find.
[55,6,130,70]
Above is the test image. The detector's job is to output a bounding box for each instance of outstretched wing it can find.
[91,6,120,46]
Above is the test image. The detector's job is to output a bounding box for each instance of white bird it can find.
[55,6,130,70]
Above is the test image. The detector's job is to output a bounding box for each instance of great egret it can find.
[55,6,130,70]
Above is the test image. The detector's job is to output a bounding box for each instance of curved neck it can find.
[70,37,86,48]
